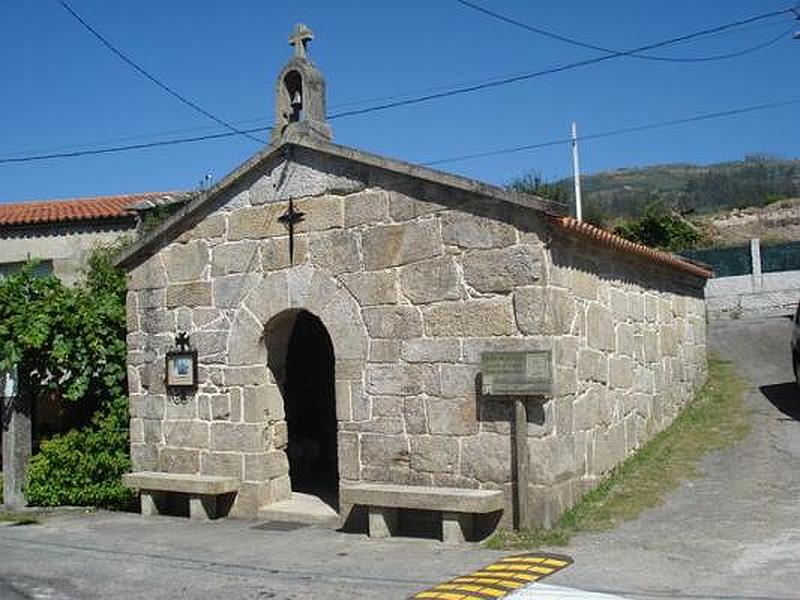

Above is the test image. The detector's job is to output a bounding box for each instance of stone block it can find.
[577,348,608,383]
[461,433,511,483]
[363,306,422,339]
[294,195,343,233]
[163,420,209,448]
[587,303,614,351]
[441,211,516,249]
[388,191,443,221]
[180,214,226,241]
[398,256,461,304]
[165,282,212,308]
[243,385,283,423]
[616,323,635,356]
[401,338,460,363]
[131,443,158,470]
[213,273,260,309]
[227,309,266,366]
[427,397,477,436]
[211,241,259,276]
[360,434,409,469]
[410,436,458,473]
[594,423,626,475]
[130,395,165,420]
[163,241,208,283]
[368,339,400,362]
[555,336,578,367]
[643,329,660,362]
[228,204,284,240]
[403,396,428,434]
[527,436,577,485]
[308,230,361,275]
[141,309,174,334]
[193,331,228,360]
[128,258,167,291]
[338,432,360,480]
[340,271,396,306]
[371,396,402,419]
[201,452,244,479]
[440,364,477,398]
[210,423,268,452]
[138,288,167,309]
[165,397,198,420]
[274,421,288,448]
[244,451,287,481]
[462,246,542,293]
[261,236,308,271]
[514,286,575,335]
[344,191,389,227]
[224,365,270,386]
[158,448,199,474]
[610,288,629,320]
[210,395,231,421]
[362,220,442,270]
[609,356,634,389]
[422,298,516,337]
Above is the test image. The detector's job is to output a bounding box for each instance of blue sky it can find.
[0,0,797,203]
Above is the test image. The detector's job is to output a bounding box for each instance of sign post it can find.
[481,351,553,530]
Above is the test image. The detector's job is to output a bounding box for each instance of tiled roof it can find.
[547,214,713,279]
[0,192,176,226]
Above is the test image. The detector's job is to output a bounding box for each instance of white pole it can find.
[571,121,583,222]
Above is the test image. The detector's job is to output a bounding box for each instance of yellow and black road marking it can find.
[411,553,573,600]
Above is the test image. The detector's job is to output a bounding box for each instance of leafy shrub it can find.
[614,203,703,252]
[25,396,133,508]
[0,249,133,508]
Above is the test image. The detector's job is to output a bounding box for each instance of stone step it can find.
[257,492,339,527]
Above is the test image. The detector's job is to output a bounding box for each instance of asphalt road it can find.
[0,317,798,599]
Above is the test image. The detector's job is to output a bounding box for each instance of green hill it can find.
[511,155,800,223]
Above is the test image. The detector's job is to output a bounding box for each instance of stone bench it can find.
[122,472,239,521]
[340,483,504,543]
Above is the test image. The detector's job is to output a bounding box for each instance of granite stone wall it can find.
[125,150,707,524]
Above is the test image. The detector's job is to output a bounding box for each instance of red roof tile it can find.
[0,192,170,226]
[547,213,712,279]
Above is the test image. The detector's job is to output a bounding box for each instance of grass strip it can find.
[486,356,749,549]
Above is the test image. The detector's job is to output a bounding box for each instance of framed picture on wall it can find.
[165,350,198,390]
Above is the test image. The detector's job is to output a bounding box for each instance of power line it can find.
[327,5,796,120]
[456,0,793,63]
[2,6,794,165]
[56,0,265,145]
[421,98,800,166]
[0,127,272,165]
[1,98,796,167]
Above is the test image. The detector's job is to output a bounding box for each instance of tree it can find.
[0,250,132,507]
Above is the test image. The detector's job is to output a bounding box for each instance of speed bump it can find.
[411,553,573,599]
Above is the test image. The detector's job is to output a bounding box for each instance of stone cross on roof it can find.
[289,24,314,59]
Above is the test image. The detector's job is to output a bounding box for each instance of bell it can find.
[291,90,302,108]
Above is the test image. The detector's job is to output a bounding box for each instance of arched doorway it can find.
[279,310,338,508]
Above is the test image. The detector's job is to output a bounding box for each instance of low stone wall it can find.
[706,271,800,319]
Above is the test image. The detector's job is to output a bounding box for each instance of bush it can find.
[0,249,132,508]
[614,202,703,252]
[25,396,133,508]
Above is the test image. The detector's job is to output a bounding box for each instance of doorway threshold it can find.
[257,492,339,527]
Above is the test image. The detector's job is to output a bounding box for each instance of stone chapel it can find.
[117,25,710,542]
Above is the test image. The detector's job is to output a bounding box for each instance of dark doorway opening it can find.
[284,311,338,509]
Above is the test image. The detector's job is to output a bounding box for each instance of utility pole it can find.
[571,121,583,221]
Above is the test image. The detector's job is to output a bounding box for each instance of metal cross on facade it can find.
[288,24,314,60]
[278,199,305,264]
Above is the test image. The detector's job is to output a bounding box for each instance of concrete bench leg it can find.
[189,495,218,520]
[368,507,398,539]
[442,512,473,544]
[140,492,159,516]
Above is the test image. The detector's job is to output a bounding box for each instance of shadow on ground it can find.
[759,382,800,421]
